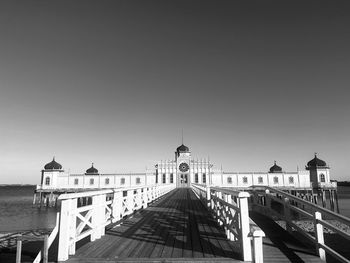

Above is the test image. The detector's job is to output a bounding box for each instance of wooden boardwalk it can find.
[66,188,242,262]
[65,188,324,263]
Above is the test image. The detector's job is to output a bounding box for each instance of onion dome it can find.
[306,153,327,169]
[269,161,282,173]
[44,157,62,170]
[176,144,189,153]
[85,163,99,175]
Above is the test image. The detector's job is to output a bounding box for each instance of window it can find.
[74,178,79,185]
[105,178,110,185]
[227,177,232,184]
[170,173,174,183]
[320,173,325,182]
[243,176,248,184]
[45,177,50,185]
[90,178,94,185]
[162,173,166,184]
[136,177,141,184]
[155,170,158,184]
[258,177,263,184]
[289,176,294,184]
[202,173,206,184]
[195,173,198,183]
[120,178,125,185]
[273,177,278,184]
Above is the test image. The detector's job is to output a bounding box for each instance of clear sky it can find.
[1,1,349,184]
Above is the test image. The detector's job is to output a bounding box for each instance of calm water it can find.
[0,185,350,232]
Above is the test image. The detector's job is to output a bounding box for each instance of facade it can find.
[39,145,334,190]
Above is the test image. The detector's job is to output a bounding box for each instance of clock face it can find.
[179,162,189,172]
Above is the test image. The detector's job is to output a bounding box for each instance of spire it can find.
[181,129,184,144]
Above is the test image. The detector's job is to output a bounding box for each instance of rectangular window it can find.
[202,173,206,184]
[243,177,248,184]
[227,177,232,184]
[155,170,158,184]
[74,178,79,185]
[258,177,263,184]
[195,173,198,183]
[120,178,125,185]
[289,176,294,184]
[90,178,94,185]
[170,173,173,183]
[105,178,110,185]
[162,173,166,184]
[273,177,279,184]
[136,177,141,184]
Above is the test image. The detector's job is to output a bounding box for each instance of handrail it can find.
[57,184,175,261]
[251,186,350,262]
[191,183,265,263]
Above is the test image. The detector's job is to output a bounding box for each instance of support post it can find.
[314,211,326,260]
[206,186,211,209]
[16,235,22,263]
[58,199,72,261]
[252,230,265,263]
[68,198,77,255]
[112,190,122,222]
[43,234,49,263]
[238,192,252,262]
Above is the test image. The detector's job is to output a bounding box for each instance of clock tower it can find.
[175,144,191,187]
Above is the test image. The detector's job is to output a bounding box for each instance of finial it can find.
[314,152,317,158]
[181,129,183,145]
[274,160,276,165]
[92,162,94,167]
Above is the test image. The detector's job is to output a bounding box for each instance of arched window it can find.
[320,173,326,182]
[273,177,279,184]
[136,177,141,184]
[289,176,294,184]
[227,177,232,184]
[120,178,125,185]
[105,178,110,185]
[74,178,79,185]
[258,177,263,184]
[45,177,50,185]
[243,176,248,184]
[90,178,94,185]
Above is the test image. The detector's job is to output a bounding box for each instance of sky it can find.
[0,1,350,184]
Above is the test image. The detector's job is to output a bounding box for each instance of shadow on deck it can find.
[66,188,242,262]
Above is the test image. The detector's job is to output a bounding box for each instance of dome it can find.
[86,163,99,175]
[307,154,327,169]
[44,157,62,170]
[176,144,189,152]
[269,161,282,173]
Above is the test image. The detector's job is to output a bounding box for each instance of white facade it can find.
[39,145,332,190]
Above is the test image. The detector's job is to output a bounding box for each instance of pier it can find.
[25,184,350,263]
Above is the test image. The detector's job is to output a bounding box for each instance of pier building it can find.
[34,144,337,210]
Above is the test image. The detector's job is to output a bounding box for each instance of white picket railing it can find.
[57,184,175,261]
[251,186,350,263]
[191,184,265,263]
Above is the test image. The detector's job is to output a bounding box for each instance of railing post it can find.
[16,234,22,263]
[58,199,72,261]
[43,234,49,263]
[142,187,148,209]
[284,197,293,233]
[127,189,134,213]
[238,192,252,262]
[136,188,142,209]
[112,190,122,223]
[314,211,326,260]
[68,198,77,255]
[91,195,104,241]
[252,230,265,263]
[206,186,211,209]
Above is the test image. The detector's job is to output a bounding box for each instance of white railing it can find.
[57,184,175,261]
[191,183,265,263]
[251,186,350,263]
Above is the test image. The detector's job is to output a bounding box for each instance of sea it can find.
[0,185,350,233]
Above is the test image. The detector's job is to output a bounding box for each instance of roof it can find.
[44,157,62,170]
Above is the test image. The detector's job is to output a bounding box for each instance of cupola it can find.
[44,157,62,170]
[85,163,99,175]
[269,161,282,173]
[306,153,328,170]
[176,144,189,153]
